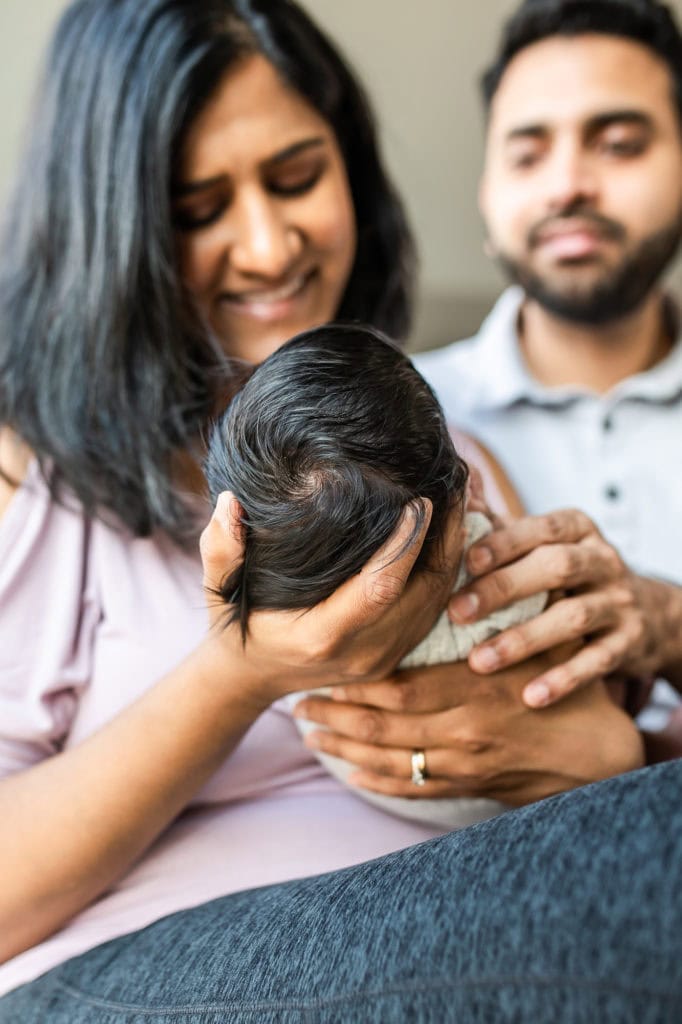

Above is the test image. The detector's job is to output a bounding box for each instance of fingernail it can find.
[471,646,499,671]
[330,687,347,701]
[304,731,323,749]
[449,593,480,623]
[292,703,309,719]
[468,546,492,574]
[524,682,551,707]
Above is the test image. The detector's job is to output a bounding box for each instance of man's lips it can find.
[217,270,315,321]
[530,217,624,261]
[536,229,606,260]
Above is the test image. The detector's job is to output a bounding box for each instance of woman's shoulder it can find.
[0,428,33,521]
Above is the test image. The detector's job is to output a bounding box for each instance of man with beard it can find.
[415,0,682,748]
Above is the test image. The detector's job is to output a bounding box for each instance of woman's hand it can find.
[447,508,682,707]
[200,492,464,705]
[292,652,646,806]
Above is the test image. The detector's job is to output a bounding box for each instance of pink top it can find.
[0,434,505,996]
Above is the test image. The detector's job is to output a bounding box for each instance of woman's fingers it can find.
[314,500,433,639]
[293,498,463,679]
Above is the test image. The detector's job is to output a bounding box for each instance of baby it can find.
[205,324,545,829]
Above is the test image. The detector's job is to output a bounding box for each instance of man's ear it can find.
[478,176,496,260]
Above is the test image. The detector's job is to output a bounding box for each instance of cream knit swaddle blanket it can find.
[289,511,547,829]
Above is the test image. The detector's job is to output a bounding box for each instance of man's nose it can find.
[229,191,303,279]
[544,142,599,212]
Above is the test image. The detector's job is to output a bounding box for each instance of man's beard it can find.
[495,213,682,326]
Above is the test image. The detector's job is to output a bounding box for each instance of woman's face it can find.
[174,55,357,364]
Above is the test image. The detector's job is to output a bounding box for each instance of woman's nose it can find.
[229,191,303,279]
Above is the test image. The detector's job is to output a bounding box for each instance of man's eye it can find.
[600,137,646,157]
[509,150,541,170]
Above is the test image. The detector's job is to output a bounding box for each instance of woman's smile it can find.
[175,55,357,363]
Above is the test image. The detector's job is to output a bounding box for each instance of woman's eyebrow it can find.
[173,175,226,197]
[266,136,327,166]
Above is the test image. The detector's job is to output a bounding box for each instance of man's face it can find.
[479,34,682,325]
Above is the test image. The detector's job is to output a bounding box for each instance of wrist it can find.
[193,631,277,717]
[647,578,682,675]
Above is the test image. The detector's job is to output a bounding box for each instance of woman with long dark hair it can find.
[0,2,678,1020]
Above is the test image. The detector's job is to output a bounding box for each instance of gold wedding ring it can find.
[411,749,427,786]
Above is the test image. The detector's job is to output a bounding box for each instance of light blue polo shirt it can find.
[415,287,682,585]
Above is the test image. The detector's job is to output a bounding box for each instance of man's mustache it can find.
[528,207,626,249]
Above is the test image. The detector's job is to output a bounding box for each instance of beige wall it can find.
[1,0,681,348]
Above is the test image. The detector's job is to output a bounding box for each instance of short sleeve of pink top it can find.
[0,440,507,996]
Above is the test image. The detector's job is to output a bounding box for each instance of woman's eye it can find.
[268,165,325,197]
[173,201,226,231]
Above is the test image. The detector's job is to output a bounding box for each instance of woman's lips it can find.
[218,271,315,322]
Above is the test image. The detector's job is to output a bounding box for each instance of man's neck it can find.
[518,291,673,394]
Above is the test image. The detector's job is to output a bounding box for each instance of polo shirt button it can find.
[602,415,613,431]
[605,485,621,501]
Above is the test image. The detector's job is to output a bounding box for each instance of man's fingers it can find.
[304,729,481,792]
[345,770,458,799]
[451,537,621,623]
[464,508,597,578]
[521,635,628,707]
[293,696,445,749]
[467,592,616,673]
[329,660,483,713]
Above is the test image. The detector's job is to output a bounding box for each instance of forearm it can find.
[0,637,267,963]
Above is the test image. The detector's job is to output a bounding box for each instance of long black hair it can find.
[204,324,468,637]
[0,0,415,541]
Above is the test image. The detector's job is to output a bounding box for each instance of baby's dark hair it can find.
[204,324,468,636]
[482,0,682,127]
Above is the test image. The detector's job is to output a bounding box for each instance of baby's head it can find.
[205,324,469,635]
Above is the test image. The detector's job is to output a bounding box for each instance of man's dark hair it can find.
[204,324,469,637]
[482,0,682,125]
[0,0,414,542]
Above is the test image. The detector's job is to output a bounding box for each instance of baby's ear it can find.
[200,492,244,589]
[226,496,246,543]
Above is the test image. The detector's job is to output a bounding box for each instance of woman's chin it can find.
[213,313,333,365]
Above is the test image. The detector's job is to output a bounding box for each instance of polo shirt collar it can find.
[474,287,682,410]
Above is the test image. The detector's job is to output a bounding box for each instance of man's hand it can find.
[447,509,682,707]
[293,655,646,805]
